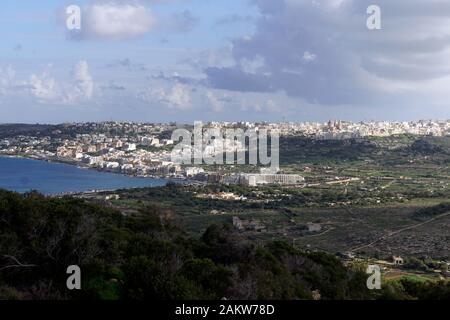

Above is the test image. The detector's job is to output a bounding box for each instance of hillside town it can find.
[0,120,449,184]
[255,119,450,139]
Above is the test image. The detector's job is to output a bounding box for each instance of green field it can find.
[87,135,449,261]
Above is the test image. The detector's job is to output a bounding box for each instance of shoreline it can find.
[0,154,195,196]
[0,152,186,181]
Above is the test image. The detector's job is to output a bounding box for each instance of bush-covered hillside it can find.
[0,190,448,300]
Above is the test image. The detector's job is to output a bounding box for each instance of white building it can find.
[240,174,305,186]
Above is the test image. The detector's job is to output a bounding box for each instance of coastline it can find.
[0,152,185,181]
[0,154,183,196]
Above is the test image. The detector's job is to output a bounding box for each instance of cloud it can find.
[105,58,147,72]
[65,1,199,41]
[206,91,224,112]
[0,66,16,95]
[302,51,317,63]
[100,81,126,91]
[205,66,275,93]
[27,61,94,105]
[205,0,450,105]
[144,83,192,109]
[151,71,199,85]
[29,68,59,102]
[69,2,157,40]
[178,45,235,71]
[69,60,94,101]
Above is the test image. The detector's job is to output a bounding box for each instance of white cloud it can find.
[302,51,317,63]
[76,2,157,40]
[27,61,94,105]
[145,83,192,109]
[65,1,202,41]
[0,65,16,95]
[29,69,59,102]
[165,84,192,108]
[66,60,94,102]
[206,91,224,112]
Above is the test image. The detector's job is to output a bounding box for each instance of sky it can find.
[0,0,450,124]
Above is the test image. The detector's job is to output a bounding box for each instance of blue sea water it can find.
[0,156,168,195]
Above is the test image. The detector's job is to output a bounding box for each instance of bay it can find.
[0,156,168,195]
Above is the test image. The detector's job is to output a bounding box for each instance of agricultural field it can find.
[84,135,449,264]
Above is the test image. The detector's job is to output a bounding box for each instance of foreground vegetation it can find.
[0,190,449,300]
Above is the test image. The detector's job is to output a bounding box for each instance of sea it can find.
[0,156,168,195]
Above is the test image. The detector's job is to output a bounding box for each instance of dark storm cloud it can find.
[205,0,450,105]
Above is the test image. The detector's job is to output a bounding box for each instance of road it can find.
[349,211,450,253]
